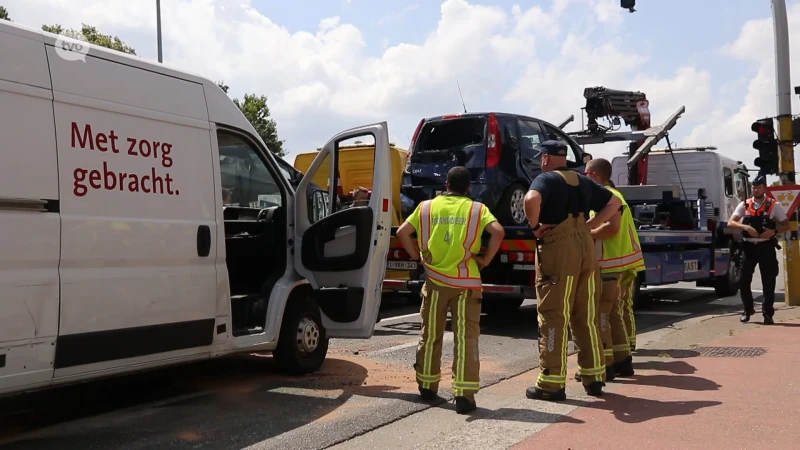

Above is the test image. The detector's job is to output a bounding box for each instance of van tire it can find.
[715,243,741,297]
[496,183,528,226]
[273,295,329,375]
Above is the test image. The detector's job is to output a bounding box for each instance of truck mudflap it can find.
[382,279,535,298]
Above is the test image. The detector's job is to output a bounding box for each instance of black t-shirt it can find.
[528,167,614,225]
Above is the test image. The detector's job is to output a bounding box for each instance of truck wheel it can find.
[273,295,329,375]
[481,297,524,315]
[496,183,528,226]
[715,244,741,297]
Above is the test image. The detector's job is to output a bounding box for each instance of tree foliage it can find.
[217,81,285,157]
[0,6,11,21]
[42,24,136,55]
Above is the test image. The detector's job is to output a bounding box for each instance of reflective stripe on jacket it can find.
[416,196,487,289]
[592,187,645,274]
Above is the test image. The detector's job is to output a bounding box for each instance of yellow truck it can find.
[294,144,411,285]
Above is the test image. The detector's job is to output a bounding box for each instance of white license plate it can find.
[684,260,699,272]
[513,264,535,271]
[387,261,418,270]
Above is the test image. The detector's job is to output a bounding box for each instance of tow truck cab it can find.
[0,20,393,397]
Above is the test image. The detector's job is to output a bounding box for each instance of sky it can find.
[4,0,800,177]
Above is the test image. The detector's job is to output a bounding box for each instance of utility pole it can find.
[156,0,163,63]
[772,0,800,305]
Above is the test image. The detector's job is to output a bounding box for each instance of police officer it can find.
[584,158,645,378]
[523,141,622,400]
[396,166,505,414]
[728,173,790,324]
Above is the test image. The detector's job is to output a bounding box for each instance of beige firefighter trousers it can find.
[534,216,605,392]
[414,279,482,401]
[598,272,632,364]
[618,269,638,349]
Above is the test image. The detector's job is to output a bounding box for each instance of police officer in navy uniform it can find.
[727,173,790,324]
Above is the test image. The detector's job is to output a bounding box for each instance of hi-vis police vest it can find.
[591,187,645,274]
[406,194,497,290]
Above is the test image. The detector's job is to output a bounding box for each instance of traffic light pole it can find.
[772,0,800,306]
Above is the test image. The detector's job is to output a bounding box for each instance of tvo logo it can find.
[55,36,90,62]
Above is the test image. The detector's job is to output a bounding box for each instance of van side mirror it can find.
[698,188,707,199]
[582,153,593,164]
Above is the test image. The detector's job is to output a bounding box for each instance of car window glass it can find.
[735,171,748,200]
[518,120,546,154]
[542,123,581,163]
[723,167,734,197]
[217,131,283,208]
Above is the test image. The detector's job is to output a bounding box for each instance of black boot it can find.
[614,356,635,377]
[584,381,604,397]
[419,388,437,401]
[454,396,477,414]
[526,386,567,402]
[605,365,616,382]
[763,315,775,325]
[740,312,751,323]
[574,372,582,382]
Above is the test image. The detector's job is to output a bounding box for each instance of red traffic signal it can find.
[751,118,774,136]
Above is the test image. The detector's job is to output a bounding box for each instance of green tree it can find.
[0,6,11,21]
[217,81,285,156]
[42,24,136,55]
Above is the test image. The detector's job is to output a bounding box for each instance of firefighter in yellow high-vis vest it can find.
[585,158,645,374]
[396,166,505,415]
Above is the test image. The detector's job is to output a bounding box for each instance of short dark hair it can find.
[447,166,471,194]
[586,158,612,182]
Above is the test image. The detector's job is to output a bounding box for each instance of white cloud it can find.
[0,0,771,172]
[683,2,800,174]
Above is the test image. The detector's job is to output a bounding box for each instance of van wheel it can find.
[715,243,741,297]
[273,296,329,375]
[631,275,647,310]
[497,183,528,226]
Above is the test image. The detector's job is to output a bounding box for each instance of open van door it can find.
[293,122,392,339]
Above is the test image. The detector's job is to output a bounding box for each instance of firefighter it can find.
[727,173,790,324]
[396,166,505,414]
[523,141,622,400]
[584,158,645,378]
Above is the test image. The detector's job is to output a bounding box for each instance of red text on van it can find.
[70,122,179,198]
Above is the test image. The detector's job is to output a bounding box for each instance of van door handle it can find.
[197,225,211,257]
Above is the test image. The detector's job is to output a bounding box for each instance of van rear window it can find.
[415,117,485,152]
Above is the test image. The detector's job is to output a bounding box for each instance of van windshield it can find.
[415,117,485,152]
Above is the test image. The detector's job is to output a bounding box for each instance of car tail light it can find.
[486,113,502,168]
[406,119,424,172]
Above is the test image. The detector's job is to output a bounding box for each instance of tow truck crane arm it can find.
[566,86,685,185]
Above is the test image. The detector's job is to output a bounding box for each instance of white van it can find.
[0,21,392,396]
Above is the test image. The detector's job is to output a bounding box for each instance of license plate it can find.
[684,260,699,272]
[387,261,418,270]
[513,264,535,271]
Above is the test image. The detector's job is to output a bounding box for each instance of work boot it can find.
[526,386,567,402]
[613,356,635,377]
[454,397,477,414]
[584,381,604,397]
[763,315,775,325]
[605,365,616,382]
[419,388,437,401]
[741,309,756,323]
[574,372,582,382]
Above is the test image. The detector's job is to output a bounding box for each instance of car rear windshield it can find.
[415,117,486,152]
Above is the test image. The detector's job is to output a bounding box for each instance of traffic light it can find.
[752,118,779,175]
[620,0,636,12]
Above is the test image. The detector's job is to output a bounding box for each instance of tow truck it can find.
[383,87,743,312]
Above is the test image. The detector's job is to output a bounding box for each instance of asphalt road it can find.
[0,277,782,450]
